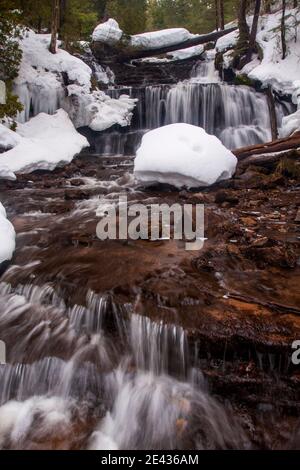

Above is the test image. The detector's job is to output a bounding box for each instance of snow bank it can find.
[0,110,88,174]
[92,19,123,44]
[14,29,135,131]
[0,202,16,265]
[134,124,237,189]
[247,8,300,96]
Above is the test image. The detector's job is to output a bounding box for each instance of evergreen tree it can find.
[0,0,23,121]
[106,0,147,34]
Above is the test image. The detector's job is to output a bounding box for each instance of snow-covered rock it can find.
[0,110,88,174]
[130,28,197,50]
[134,124,237,189]
[92,19,123,44]
[13,29,135,132]
[0,202,16,265]
[280,108,300,137]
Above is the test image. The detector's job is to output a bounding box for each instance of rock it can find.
[70,179,85,187]
[215,190,239,205]
[250,237,269,248]
[240,216,258,227]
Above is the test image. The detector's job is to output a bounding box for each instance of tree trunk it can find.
[92,26,237,63]
[215,0,220,30]
[294,0,298,8]
[281,0,287,60]
[50,0,60,54]
[235,0,250,68]
[247,0,261,61]
[233,131,300,160]
[266,87,278,140]
[219,0,225,30]
[215,0,225,31]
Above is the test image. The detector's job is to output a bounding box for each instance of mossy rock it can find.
[234,74,255,87]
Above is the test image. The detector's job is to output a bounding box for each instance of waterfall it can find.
[144,82,272,148]
[0,282,247,449]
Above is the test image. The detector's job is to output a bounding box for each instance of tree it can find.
[0,0,23,121]
[216,0,225,30]
[106,0,147,34]
[247,0,261,61]
[234,0,250,68]
[281,0,287,59]
[50,0,60,54]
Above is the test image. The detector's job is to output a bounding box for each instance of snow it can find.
[131,28,197,50]
[247,8,300,97]
[167,45,204,61]
[0,202,16,265]
[13,29,135,132]
[216,29,239,52]
[92,19,123,44]
[134,124,237,189]
[0,110,88,174]
[0,124,22,150]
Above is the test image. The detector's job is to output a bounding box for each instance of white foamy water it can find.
[0,282,247,449]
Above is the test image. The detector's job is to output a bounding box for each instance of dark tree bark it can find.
[218,0,225,30]
[266,86,278,140]
[247,0,261,60]
[234,0,250,68]
[294,0,298,8]
[50,0,60,54]
[215,0,225,31]
[281,0,287,59]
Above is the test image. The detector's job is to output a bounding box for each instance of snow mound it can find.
[0,202,16,264]
[131,28,197,50]
[0,110,89,174]
[92,19,123,44]
[134,124,237,189]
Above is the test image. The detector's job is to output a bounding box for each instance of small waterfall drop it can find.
[0,282,246,449]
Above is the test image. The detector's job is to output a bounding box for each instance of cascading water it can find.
[0,280,247,450]
[97,59,294,155]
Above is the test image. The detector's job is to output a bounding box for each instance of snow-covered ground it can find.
[134,124,237,189]
[0,110,88,174]
[214,6,300,137]
[0,202,15,265]
[12,29,136,131]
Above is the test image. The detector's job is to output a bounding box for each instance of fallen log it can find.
[92,27,237,64]
[227,292,300,316]
[233,131,300,160]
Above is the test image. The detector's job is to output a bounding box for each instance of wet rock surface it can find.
[0,151,299,449]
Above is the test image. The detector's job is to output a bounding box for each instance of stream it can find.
[0,57,299,450]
